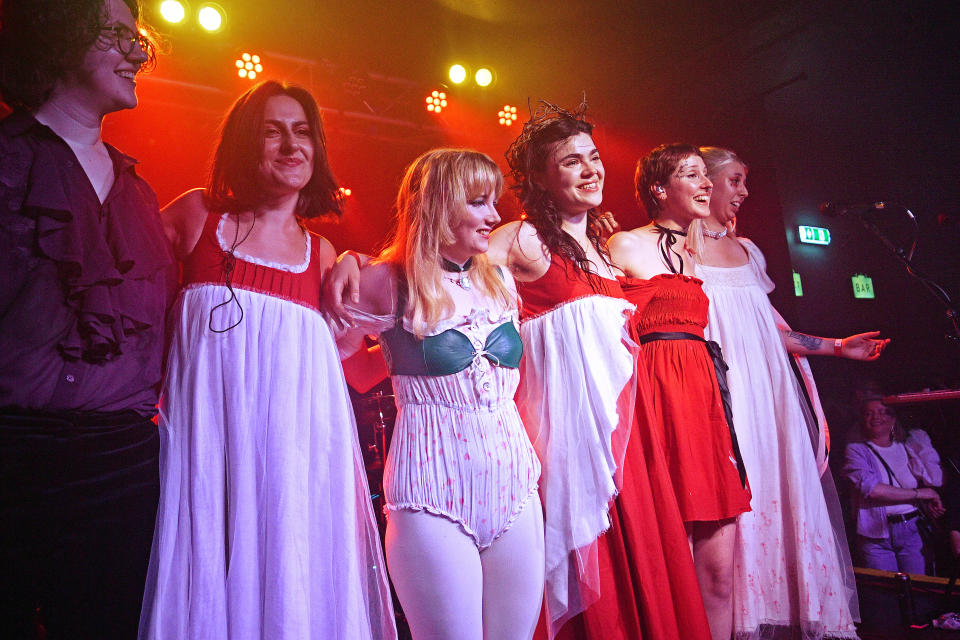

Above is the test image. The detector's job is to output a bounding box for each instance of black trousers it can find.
[0,410,160,640]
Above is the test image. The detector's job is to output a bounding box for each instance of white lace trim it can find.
[215,213,311,273]
[417,306,517,336]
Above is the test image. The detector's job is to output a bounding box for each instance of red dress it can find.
[519,254,711,640]
[620,273,751,522]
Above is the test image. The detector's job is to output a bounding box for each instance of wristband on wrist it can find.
[834,338,843,356]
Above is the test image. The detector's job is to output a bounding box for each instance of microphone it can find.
[819,201,888,217]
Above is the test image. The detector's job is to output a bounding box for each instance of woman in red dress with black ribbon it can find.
[609,143,752,640]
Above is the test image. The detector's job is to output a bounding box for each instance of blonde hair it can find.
[699,146,747,178]
[379,149,512,337]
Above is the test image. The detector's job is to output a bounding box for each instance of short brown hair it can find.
[635,143,702,219]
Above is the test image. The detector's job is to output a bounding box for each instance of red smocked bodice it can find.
[181,213,325,311]
[618,273,708,337]
[517,253,625,320]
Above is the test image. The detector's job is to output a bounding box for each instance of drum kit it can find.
[353,385,397,529]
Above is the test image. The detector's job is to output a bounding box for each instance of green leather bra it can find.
[380,275,522,377]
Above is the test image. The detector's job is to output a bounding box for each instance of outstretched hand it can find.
[841,331,890,361]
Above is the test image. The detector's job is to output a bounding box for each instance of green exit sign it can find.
[798,225,831,245]
[852,274,875,299]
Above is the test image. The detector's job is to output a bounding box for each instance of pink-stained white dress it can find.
[698,238,859,640]
[139,213,396,640]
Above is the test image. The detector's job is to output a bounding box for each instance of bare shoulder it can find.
[609,226,660,277]
[608,227,650,258]
[310,232,337,272]
[161,188,209,260]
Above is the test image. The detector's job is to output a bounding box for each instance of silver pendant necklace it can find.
[441,256,473,290]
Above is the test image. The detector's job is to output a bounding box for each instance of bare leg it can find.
[385,510,483,640]
[688,519,737,640]
[479,493,545,640]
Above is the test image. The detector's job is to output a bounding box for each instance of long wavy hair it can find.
[504,100,611,281]
[204,81,343,220]
[379,149,513,337]
[0,0,157,110]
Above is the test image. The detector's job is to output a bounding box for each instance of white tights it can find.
[385,493,544,640]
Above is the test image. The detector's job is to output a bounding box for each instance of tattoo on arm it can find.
[788,331,823,351]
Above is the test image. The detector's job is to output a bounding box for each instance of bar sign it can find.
[852,274,875,299]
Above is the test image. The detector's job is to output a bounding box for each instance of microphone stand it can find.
[854,204,960,347]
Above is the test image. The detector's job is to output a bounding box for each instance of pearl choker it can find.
[703,226,728,240]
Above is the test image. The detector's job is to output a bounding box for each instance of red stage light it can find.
[340,187,352,197]
[425,90,447,114]
[498,104,518,126]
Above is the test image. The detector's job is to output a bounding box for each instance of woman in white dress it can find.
[695,145,889,639]
[139,81,396,639]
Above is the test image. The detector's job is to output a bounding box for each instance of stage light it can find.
[197,3,224,32]
[340,187,352,197]
[448,64,467,84]
[159,0,187,24]
[425,90,447,114]
[497,104,518,126]
[235,52,263,80]
[475,68,493,87]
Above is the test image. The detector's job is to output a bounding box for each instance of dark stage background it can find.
[105,0,959,459]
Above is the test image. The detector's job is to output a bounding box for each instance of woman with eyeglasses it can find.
[0,1,176,637]
[137,81,396,639]
[844,397,944,574]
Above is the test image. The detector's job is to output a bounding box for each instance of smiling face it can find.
[443,188,501,265]
[656,154,712,224]
[862,400,897,444]
[63,0,147,118]
[257,94,315,198]
[708,160,749,225]
[539,132,604,217]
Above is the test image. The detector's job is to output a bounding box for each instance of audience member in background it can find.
[844,396,944,574]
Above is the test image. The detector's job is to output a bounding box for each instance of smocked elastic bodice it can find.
[181,213,323,311]
[619,273,709,337]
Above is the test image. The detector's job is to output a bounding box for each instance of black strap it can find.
[653,224,686,275]
[866,442,903,488]
[637,330,748,488]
